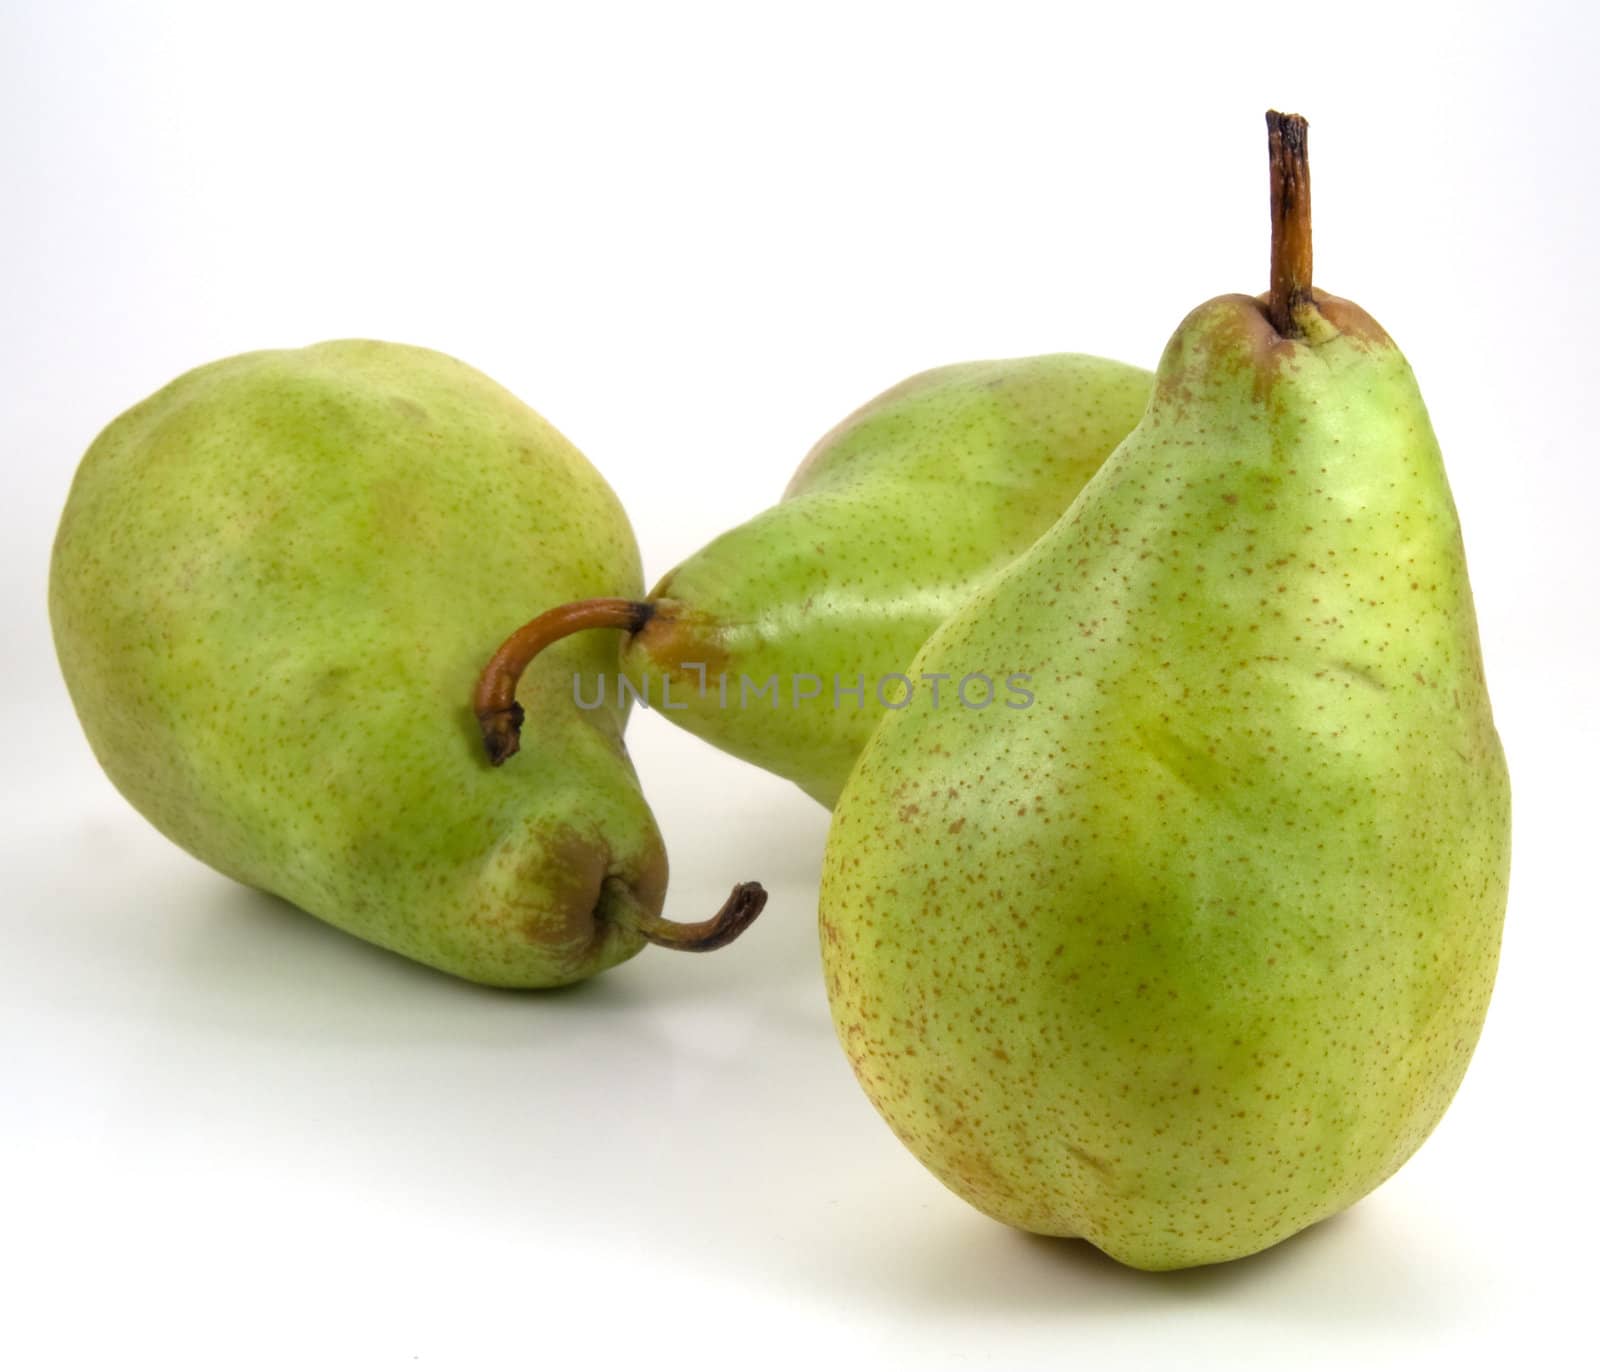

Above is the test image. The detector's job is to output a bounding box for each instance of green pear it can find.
[51,341,762,988]
[475,354,1151,806]
[817,114,1510,1269]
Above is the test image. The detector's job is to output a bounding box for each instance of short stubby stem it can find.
[473,598,656,764]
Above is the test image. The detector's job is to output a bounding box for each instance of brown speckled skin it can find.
[625,355,1152,807]
[51,341,661,987]
[819,295,1511,1270]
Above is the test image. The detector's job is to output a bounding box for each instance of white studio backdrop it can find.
[2,2,1595,1369]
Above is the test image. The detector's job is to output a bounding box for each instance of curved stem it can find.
[1266,110,1313,338]
[604,877,768,952]
[473,598,656,764]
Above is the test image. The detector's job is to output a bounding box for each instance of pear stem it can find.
[604,878,769,952]
[1266,110,1313,338]
[475,603,766,954]
[473,597,655,765]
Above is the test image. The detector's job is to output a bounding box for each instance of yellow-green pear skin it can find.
[51,341,665,987]
[625,355,1151,807]
[819,293,1511,1269]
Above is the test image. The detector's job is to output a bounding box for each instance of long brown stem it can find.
[605,878,768,952]
[474,598,655,765]
[1266,110,1313,338]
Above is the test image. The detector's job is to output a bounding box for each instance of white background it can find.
[4,2,1595,1367]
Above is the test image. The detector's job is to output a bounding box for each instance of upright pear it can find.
[51,341,762,987]
[476,354,1151,806]
[818,114,1510,1269]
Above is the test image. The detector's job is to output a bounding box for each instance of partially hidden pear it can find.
[476,354,1151,806]
[818,114,1510,1269]
[51,341,763,987]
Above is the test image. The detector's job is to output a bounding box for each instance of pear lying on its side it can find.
[818,114,1510,1269]
[51,341,762,987]
[477,353,1151,807]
